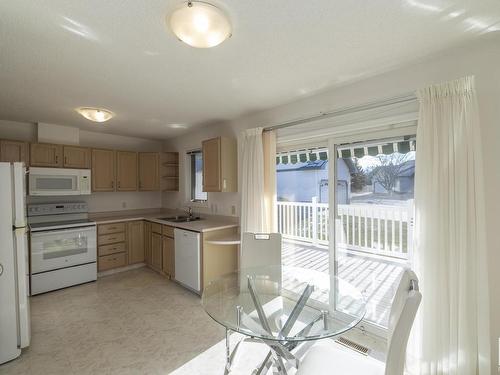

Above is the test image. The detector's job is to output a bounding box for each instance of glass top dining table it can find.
[202,265,366,343]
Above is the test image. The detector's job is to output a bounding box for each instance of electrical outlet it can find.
[214,204,218,213]
[231,205,236,215]
[122,201,127,208]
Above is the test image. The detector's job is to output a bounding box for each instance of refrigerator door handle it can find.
[13,228,30,348]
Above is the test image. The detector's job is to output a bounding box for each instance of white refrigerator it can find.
[0,162,30,364]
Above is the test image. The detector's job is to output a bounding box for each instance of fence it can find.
[277,198,413,259]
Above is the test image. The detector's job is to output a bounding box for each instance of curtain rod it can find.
[263,93,417,132]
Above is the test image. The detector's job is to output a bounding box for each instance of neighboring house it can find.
[373,160,415,194]
[277,159,351,203]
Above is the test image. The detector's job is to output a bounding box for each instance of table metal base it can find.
[224,276,328,375]
[224,329,299,375]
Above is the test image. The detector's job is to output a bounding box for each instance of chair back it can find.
[240,232,282,269]
[240,232,282,288]
[385,269,422,375]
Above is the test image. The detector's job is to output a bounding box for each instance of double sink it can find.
[157,215,202,223]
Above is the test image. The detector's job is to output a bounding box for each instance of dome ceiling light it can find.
[168,1,232,48]
[76,107,114,123]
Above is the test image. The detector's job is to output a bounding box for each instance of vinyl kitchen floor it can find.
[0,267,385,375]
[0,267,225,375]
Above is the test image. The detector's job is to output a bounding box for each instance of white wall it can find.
[0,120,36,141]
[27,191,161,213]
[79,130,161,152]
[167,34,500,371]
[0,121,163,212]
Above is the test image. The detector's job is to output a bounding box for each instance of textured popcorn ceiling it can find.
[1,0,499,139]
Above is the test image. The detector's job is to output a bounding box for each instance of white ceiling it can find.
[1,0,499,140]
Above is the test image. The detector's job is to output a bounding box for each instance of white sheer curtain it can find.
[240,127,277,233]
[410,76,490,375]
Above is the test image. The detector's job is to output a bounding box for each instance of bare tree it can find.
[371,153,409,194]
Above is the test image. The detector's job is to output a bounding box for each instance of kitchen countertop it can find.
[89,209,239,233]
[204,233,241,245]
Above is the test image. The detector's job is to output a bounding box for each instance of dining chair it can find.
[240,232,282,290]
[240,232,282,268]
[296,269,422,375]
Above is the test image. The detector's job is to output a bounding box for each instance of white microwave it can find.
[29,167,91,196]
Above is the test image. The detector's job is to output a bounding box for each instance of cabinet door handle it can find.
[64,156,67,165]
[55,155,58,163]
[111,181,114,189]
[118,181,121,188]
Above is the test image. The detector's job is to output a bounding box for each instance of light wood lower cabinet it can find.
[144,221,152,266]
[97,222,127,272]
[128,221,144,264]
[162,227,175,278]
[98,232,126,246]
[96,220,238,289]
[0,139,29,164]
[92,149,115,192]
[99,242,126,257]
[97,220,146,272]
[98,222,126,235]
[202,227,239,290]
[99,253,127,271]
[30,143,63,167]
[63,146,90,169]
[151,232,162,271]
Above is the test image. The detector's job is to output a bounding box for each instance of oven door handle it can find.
[30,225,97,236]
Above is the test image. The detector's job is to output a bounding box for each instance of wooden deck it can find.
[282,239,407,327]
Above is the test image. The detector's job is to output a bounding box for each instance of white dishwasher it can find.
[174,229,201,293]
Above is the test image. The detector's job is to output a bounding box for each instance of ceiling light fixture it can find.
[76,107,114,123]
[168,1,232,48]
[168,123,188,129]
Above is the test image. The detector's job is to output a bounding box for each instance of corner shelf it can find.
[162,152,179,192]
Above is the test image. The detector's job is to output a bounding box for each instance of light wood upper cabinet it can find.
[138,152,159,191]
[151,232,162,271]
[202,137,221,192]
[116,151,138,191]
[30,143,63,167]
[0,140,29,164]
[128,221,144,264]
[162,235,175,278]
[63,146,90,169]
[202,137,237,192]
[92,149,115,192]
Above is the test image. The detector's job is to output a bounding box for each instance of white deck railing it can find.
[277,198,413,260]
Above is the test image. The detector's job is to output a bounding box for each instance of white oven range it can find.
[28,202,97,295]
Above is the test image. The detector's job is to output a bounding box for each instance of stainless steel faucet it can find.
[186,206,193,219]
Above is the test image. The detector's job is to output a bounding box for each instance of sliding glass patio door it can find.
[329,135,415,333]
[276,147,332,305]
[275,132,416,334]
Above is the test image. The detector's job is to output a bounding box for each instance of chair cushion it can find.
[297,340,385,375]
